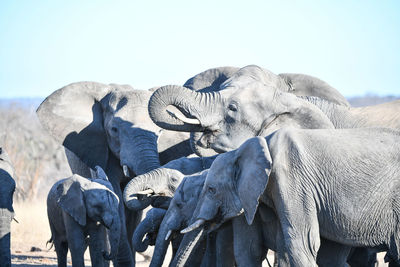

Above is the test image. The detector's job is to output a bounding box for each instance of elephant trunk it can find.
[120,131,161,176]
[132,208,166,252]
[102,213,121,261]
[150,209,181,267]
[123,168,184,211]
[148,85,222,132]
[170,227,207,267]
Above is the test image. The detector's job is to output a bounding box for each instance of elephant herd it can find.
[1,64,399,266]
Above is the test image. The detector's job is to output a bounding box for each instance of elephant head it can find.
[149,65,340,156]
[172,137,272,266]
[56,168,121,260]
[37,82,166,178]
[149,171,207,267]
[123,168,185,211]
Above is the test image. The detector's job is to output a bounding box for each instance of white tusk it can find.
[165,230,172,241]
[173,111,201,125]
[122,165,130,177]
[166,106,201,125]
[181,219,205,234]
[136,189,154,196]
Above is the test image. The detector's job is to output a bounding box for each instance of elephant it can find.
[148,64,350,157]
[47,166,120,267]
[0,148,16,267]
[179,128,400,266]
[37,82,194,265]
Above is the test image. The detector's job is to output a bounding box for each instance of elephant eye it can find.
[228,103,238,112]
[208,186,216,195]
[111,127,118,133]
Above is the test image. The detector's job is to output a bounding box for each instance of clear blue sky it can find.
[1,0,399,98]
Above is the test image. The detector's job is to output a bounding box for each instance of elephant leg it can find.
[64,213,86,267]
[53,240,68,267]
[347,247,377,267]
[0,209,13,267]
[88,222,109,267]
[232,214,265,267]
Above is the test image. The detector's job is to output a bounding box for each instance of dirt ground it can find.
[10,201,387,267]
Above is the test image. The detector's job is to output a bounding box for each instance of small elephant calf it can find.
[47,166,120,267]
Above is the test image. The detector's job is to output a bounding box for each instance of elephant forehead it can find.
[89,182,119,203]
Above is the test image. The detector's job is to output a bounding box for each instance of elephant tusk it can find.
[166,106,201,125]
[122,165,130,177]
[136,189,154,196]
[165,229,172,241]
[181,219,205,234]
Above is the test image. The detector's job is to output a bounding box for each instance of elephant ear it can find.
[278,73,350,106]
[183,66,239,92]
[57,176,86,226]
[37,82,111,170]
[234,137,272,225]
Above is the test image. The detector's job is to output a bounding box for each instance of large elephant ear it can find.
[278,73,350,106]
[234,137,272,225]
[37,82,111,169]
[183,66,239,92]
[57,176,86,226]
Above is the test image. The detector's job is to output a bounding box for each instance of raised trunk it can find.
[148,85,222,132]
[103,214,121,261]
[123,168,184,211]
[149,210,181,267]
[132,208,166,252]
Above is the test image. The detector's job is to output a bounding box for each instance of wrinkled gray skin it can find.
[149,65,349,157]
[0,148,16,267]
[123,155,216,211]
[37,82,193,266]
[182,129,400,266]
[47,166,120,267]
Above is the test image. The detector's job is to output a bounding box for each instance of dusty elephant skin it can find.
[36,82,193,266]
[47,166,120,267]
[0,148,16,267]
[179,128,400,267]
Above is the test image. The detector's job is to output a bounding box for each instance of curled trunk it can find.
[123,168,184,211]
[132,208,166,252]
[148,85,222,132]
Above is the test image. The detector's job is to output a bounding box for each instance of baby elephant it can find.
[47,166,120,267]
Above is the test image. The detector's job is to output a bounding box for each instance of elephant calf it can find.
[47,166,120,267]
[0,148,16,267]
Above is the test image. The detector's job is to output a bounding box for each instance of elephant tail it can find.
[46,236,54,250]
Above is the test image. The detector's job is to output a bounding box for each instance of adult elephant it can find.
[179,129,400,266]
[0,148,16,267]
[37,82,193,266]
[149,65,350,157]
[149,65,400,157]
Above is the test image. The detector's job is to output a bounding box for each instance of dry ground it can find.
[10,201,387,267]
